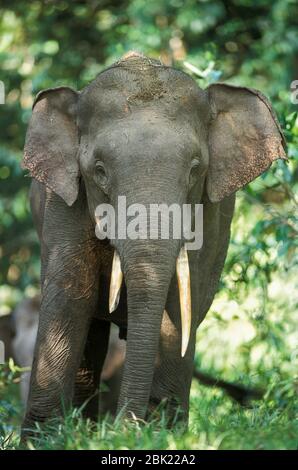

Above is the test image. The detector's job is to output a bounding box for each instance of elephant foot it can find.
[20,418,42,447]
[147,396,189,429]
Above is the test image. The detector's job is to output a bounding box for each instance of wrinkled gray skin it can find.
[21,53,286,437]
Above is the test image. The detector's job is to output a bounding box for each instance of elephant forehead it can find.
[95,118,198,148]
[87,117,200,167]
[78,65,206,131]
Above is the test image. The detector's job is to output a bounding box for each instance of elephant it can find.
[0,314,14,362]
[12,296,40,404]
[20,51,286,436]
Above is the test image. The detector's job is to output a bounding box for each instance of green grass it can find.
[1,374,297,450]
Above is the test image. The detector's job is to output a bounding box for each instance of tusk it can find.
[176,245,191,357]
[109,251,123,313]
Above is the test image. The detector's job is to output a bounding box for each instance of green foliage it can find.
[0,0,297,450]
[0,360,23,450]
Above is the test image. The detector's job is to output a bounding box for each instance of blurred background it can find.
[0,0,297,450]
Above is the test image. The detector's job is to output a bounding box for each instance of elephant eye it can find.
[95,161,108,188]
[189,158,200,188]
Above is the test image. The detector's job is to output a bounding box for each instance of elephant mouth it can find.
[109,246,191,357]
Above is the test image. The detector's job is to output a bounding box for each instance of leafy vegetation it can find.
[0,0,297,450]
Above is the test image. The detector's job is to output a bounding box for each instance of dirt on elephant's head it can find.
[112,51,166,104]
[78,51,204,134]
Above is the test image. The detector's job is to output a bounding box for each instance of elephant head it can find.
[23,52,286,419]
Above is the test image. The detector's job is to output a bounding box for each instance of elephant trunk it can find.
[110,236,191,420]
[117,239,177,419]
[105,181,192,419]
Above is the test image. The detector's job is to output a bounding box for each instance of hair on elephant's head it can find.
[23,52,286,417]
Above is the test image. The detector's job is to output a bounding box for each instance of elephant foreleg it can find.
[73,319,110,421]
[148,310,195,427]
[21,287,97,439]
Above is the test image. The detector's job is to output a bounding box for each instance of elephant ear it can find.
[22,86,80,206]
[206,83,287,203]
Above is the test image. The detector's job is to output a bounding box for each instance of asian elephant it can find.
[21,52,286,436]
